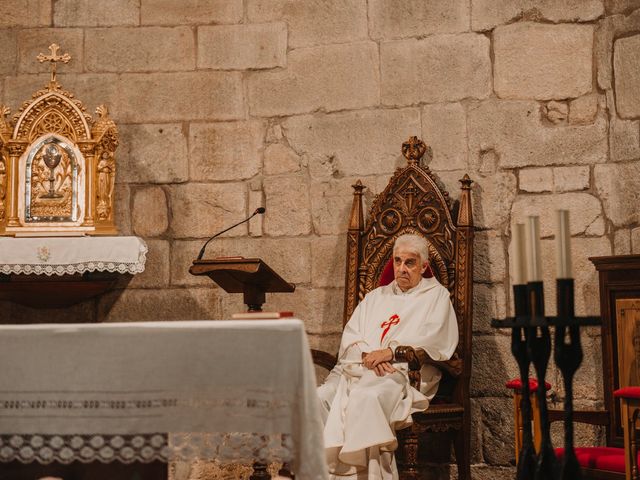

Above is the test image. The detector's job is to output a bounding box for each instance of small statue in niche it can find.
[96,150,115,221]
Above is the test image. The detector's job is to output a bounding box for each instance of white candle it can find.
[525,216,543,282]
[556,210,572,279]
[512,223,528,285]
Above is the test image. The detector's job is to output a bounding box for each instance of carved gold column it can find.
[6,143,25,227]
[79,142,95,227]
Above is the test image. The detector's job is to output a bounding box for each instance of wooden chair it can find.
[312,136,474,479]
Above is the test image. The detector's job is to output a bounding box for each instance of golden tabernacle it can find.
[0,44,118,236]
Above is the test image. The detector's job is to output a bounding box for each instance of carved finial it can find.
[352,179,365,194]
[459,174,472,190]
[37,43,71,86]
[96,105,109,119]
[402,136,427,164]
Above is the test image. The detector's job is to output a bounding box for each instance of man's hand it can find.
[373,361,397,377]
[362,348,394,373]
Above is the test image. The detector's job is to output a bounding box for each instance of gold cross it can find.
[37,44,71,83]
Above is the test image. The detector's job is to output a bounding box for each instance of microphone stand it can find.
[196,208,265,261]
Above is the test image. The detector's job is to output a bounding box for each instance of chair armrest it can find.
[394,346,462,378]
[311,349,337,371]
[547,409,609,426]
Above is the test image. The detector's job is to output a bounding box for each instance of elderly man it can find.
[318,234,458,480]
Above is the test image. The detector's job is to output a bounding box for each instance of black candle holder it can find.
[492,279,600,480]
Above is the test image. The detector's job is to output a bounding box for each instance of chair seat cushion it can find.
[614,386,640,399]
[555,446,639,473]
[505,378,551,392]
[378,258,433,287]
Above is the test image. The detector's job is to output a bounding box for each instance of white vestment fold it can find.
[318,277,458,480]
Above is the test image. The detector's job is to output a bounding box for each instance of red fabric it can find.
[378,258,434,287]
[614,386,640,399]
[505,378,551,392]
[555,446,638,473]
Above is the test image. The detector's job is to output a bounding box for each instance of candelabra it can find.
[492,213,600,480]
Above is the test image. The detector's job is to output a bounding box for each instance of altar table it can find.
[0,320,327,480]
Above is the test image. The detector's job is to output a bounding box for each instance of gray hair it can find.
[393,234,430,264]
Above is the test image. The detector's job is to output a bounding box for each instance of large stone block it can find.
[141,0,242,25]
[247,43,379,117]
[614,229,631,255]
[311,235,347,288]
[468,100,607,168]
[198,23,287,70]
[614,34,640,118]
[553,166,590,192]
[264,144,301,175]
[189,121,264,181]
[132,186,169,237]
[494,23,593,100]
[519,168,553,193]
[369,0,469,39]
[17,29,84,75]
[610,118,640,162]
[536,237,611,316]
[472,0,604,31]
[86,27,195,72]
[0,0,50,27]
[422,103,468,172]
[595,162,640,226]
[471,335,518,396]
[0,31,17,76]
[169,183,247,238]
[511,193,604,237]
[283,109,420,179]
[264,287,344,335]
[113,183,132,235]
[247,0,367,48]
[3,299,96,323]
[309,178,365,236]
[118,124,188,184]
[263,176,312,236]
[473,283,508,334]
[381,34,491,105]
[115,72,244,122]
[98,288,221,321]
[128,239,170,288]
[569,93,600,125]
[605,0,640,13]
[54,0,139,26]
[480,397,515,465]
[471,172,518,231]
[595,9,640,91]
[170,237,312,288]
[632,227,640,253]
[474,230,507,284]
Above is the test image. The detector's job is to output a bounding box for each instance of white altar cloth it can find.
[0,320,327,480]
[0,236,147,276]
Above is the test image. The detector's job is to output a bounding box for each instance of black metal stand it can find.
[492,279,600,480]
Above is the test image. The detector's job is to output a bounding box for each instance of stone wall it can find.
[1,1,640,478]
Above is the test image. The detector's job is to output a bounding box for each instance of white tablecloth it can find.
[0,320,327,480]
[0,236,147,275]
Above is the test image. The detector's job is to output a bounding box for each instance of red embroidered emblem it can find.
[380,314,400,343]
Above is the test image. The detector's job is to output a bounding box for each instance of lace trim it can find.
[0,433,293,465]
[0,243,147,277]
[0,434,168,464]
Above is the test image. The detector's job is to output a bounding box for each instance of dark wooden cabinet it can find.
[590,254,640,448]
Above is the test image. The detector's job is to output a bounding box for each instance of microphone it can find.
[196,207,266,261]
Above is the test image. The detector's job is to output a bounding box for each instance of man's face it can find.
[393,248,428,292]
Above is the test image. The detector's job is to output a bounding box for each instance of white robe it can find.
[318,277,458,479]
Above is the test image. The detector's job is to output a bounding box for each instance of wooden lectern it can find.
[189,257,295,312]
